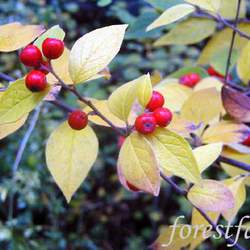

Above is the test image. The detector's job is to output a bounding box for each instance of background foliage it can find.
[0,0,249,249]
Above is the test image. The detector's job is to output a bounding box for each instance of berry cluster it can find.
[19,38,64,92]
[135,91,172,135]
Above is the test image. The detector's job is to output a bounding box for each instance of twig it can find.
[8,105,41,221]
[160,172,246,250]
[49,99,74,113]
[0,72,14,82]
[219,156,250,172]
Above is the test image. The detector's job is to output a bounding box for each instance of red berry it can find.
[179,73,201,88]
[153,107,173,127]
[20,45,42,67]
[25,70,47,92]
[68,110,88,130]
[126,181,140,192]
[146,91,165,111]
[135,113,156,134]
[242,135,250,147]
[42,38,64,59]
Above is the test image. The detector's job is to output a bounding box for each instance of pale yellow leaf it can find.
[202,121,250,144]
[69,24,127,83]
[181,88,223,124]
[147,128,201,184]
[46,122,98,202]
[194,77,223,92]
[0,114,28,140]
[0,79,49,124]
[118,132,160,196]
[137,74,152,108]
[188,179,234,212]
[154,18,216,46]
[146,4,195,31]
[185,0,221,12]
[222,178,246,222]
[219,0,247,20]
[193,143,223,173]
[0,22,45,52]
[155,83,192,112]
[237,41,250,85]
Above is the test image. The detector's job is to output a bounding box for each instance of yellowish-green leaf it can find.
[155,82,192,112]
[198,24,250,64]
[202,121,250,144]
[46,122,98,202]
[237,41,250,85]
[118,132,160,196]
[0,22,45,52]
[69,24,127,83]
[185,0,221,12]
[108,76,141,121]
[0,114,28,140]
[146,4,195,31]
[181,88,223,124]
[137,74,152,107]
[0,79,49,124]
[154,18,216,46]
[219,0,246,20]
[188,179,234,212]
[222,178,246,222]
[194,77,223,92]
[147,128,201,184]
[193,143,223,173]
[83,99,125,127]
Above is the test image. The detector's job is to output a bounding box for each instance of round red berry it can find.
[135,113,156,134]
[153,107,173,127]
[25,70,47,92]
[179,73,201,88]
[126,181,140,192]
[68,110,88,130]
[242,135,250,147]
[42,38,64,59]
[146,91,165,111]
[20,45,42,67]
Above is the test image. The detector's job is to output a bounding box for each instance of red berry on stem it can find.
[25,70,47,92]
[42,38,64,59]
[146,91,165,111]
[153,107,173,127]
[20,45,42,67]
[68,110,88,130]
[126,181,140,192]
[135,113,156,134]
[179,73,201,88]
[242,135,250,147]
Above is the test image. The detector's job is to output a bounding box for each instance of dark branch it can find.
[219,156,250,172]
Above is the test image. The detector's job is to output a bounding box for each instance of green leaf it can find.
[237,41,250,85]
[154,18,216,46]
[46,122,99,202]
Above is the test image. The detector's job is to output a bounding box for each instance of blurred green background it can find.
[0,1,249,249]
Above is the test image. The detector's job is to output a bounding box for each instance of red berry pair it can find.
[179,73,201,88]
[135,91,172,135]
[20,38,64,92]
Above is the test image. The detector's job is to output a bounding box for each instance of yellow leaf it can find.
[237,41,250,85]
[181,88,223,124]
[118,132,160,196]
[46,122,98,202]
[0,79,49,124]
[147,128,201,184]
[0,22,45,52]
[108,76,142,121]
[185,0,221,12]
[69,25,127,83]
[137,74,152,108]
[222,178,246,222]
[0,114,28,140]
[193,143,223,173]
[198,24,250,64]
[146,4,195,31]
[194,77,223,92]
[155,83,192,112]
[154,18,216,46]
[83,99,125,127]
[202,121,250,144]
[188,179,234,212]
[219,0,247,20]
